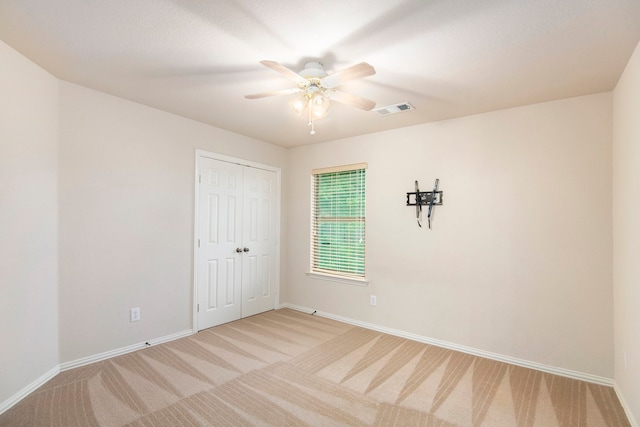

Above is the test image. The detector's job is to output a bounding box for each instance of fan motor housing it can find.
[300,62,328,79]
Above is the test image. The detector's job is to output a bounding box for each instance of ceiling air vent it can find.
[375,102,414,116]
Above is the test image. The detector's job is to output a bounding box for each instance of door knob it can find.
[236,248,243,253]
[243,247,250,252]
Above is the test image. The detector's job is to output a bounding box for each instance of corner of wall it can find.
[0,40,61,413]
[612,39,640,427]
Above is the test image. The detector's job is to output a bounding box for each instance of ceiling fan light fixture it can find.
[289,96,307,117]
[307,92,331,135]
[310,93,330,119]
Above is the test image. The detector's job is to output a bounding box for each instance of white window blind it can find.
[311,163,366,279]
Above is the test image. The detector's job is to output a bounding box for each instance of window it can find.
[310,163,367,283]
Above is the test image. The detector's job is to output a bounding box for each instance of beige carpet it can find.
[0,308,630,426]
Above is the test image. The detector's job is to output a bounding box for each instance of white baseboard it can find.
[614,382,638,427]
[281,303,614,387]
[1,329,193,416]
[0,365,59,416]
[60,329,193,371]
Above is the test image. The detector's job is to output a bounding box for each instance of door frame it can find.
[192,149,281,333]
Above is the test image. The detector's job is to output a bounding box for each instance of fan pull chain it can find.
[308,98,316,134]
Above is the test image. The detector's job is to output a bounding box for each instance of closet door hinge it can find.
[198,239,200,248]
[197,304,200,312]
[199,174,202,183]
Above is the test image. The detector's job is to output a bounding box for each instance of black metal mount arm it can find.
[406,179,443,229]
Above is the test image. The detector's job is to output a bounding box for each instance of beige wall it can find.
[0,42,60,405]
[285,93,613,378]
[58,82,287,362]
[613,40,640,424]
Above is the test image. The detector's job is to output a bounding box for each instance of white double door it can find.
[196,156,278,330]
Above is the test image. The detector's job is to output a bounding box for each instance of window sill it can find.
[306,271,369,286]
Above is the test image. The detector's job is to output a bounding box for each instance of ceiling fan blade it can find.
[245,87,301,99]
[321,62,376,88]
[259,60,308,86]
[327,90,376,111]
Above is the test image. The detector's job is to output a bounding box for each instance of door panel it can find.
[241,166,277,318]
[197,158,243,329]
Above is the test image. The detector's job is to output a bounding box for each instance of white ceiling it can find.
[1,0,639,148]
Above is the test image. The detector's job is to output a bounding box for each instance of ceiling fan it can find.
[245,60,376,134]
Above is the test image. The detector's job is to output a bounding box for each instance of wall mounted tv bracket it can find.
[406,179,443,229]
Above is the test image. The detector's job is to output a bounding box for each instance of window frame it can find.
[307,163,369,286]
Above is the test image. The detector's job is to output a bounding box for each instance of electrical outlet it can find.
[130,307,140,322]
[370,295,377,306]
